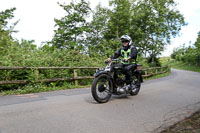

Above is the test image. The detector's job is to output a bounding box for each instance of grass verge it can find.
[161,111,200,133]
[0,83,91,95]
[144,70,171,81]
[170,62,200,72]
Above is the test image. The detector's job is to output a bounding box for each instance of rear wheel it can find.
[91,74,113,103]
[130,75,141,96]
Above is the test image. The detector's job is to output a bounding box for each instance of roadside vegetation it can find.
[171,62,200,72]
[145,70,171,81]
[160,56,200,73]
[0,0,186,95]
[169,30,200,72]
[162,111,200,133]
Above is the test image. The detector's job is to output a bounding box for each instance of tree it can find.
[129,0,186,64]
[0,8,17,56]
[86,4,110,56]
[194,31,200,65]
[194,32,200,50]
[105,0,132,40]
[0,25,12,56]
[48,0,186,66]
[50,0,91,50]
[0,8,16,29]
[86,0,132,58]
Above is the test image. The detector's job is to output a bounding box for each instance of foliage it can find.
[0,26,12,56]
[171,32,200,66]
[147,56,161,67]
[50,0,91,50]
[104,0,132,39]
[86,4,110,56]
[0,8,18,57]
[130,0,186,60]
[0,42,105,90]
[0,7,16,29]
[50,0,186,64]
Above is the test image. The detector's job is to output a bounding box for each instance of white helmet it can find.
[120,35,132,45]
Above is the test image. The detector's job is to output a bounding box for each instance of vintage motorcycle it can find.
[91,59,143,103]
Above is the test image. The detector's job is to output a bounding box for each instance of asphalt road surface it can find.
[0,69,200,133]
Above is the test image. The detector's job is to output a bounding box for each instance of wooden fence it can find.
[0,66,169,86]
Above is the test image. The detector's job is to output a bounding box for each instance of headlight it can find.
[99,67,104,70]
[96,67,104,72]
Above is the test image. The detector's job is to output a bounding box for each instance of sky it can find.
[0,0,200,56]
[166,0,200,56]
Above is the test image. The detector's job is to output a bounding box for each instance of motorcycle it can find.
[91,59,143,103]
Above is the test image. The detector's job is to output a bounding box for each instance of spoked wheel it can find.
[130,75,141,96]
[91,74,113,103]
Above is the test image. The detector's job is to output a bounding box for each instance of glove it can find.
[104,58,111,63]
[124,57,130,62]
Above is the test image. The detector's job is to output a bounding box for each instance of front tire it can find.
[91,74,113,103]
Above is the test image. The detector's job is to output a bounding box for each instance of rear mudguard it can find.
[139,74,143,83]
[135,70,143,83]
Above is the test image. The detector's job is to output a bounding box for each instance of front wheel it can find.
[91,74,113,103]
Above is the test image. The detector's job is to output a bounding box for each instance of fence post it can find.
[74,69,78,86]
[145,69,148,77]
[165,66,168,72]
[35,69,39,81]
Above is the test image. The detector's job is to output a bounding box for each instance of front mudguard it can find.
[94,70,114,88]
[93,71,114,94]
[94,70,109,77]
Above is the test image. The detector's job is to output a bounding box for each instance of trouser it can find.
[123,64,137,84]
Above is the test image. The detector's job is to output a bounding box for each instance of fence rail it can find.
[0,67,99,70]
[0,66,169,85]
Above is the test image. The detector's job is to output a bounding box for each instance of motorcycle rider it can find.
[105,35,137,90]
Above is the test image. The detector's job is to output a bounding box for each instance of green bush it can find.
[0,40,106,90]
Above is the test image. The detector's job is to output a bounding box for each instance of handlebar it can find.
[104,58,122,64]
[111,59,121,61]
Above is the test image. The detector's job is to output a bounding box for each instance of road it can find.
[0,69,200,133]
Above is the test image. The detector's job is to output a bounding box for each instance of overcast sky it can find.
[0,0,200,56]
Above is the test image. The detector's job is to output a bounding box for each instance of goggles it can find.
[121,40,129,43]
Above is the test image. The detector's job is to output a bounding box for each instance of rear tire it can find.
[130,75,141,96]
[91,74,113,103]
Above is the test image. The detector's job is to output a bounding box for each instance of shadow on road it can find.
[85,94,132,104]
